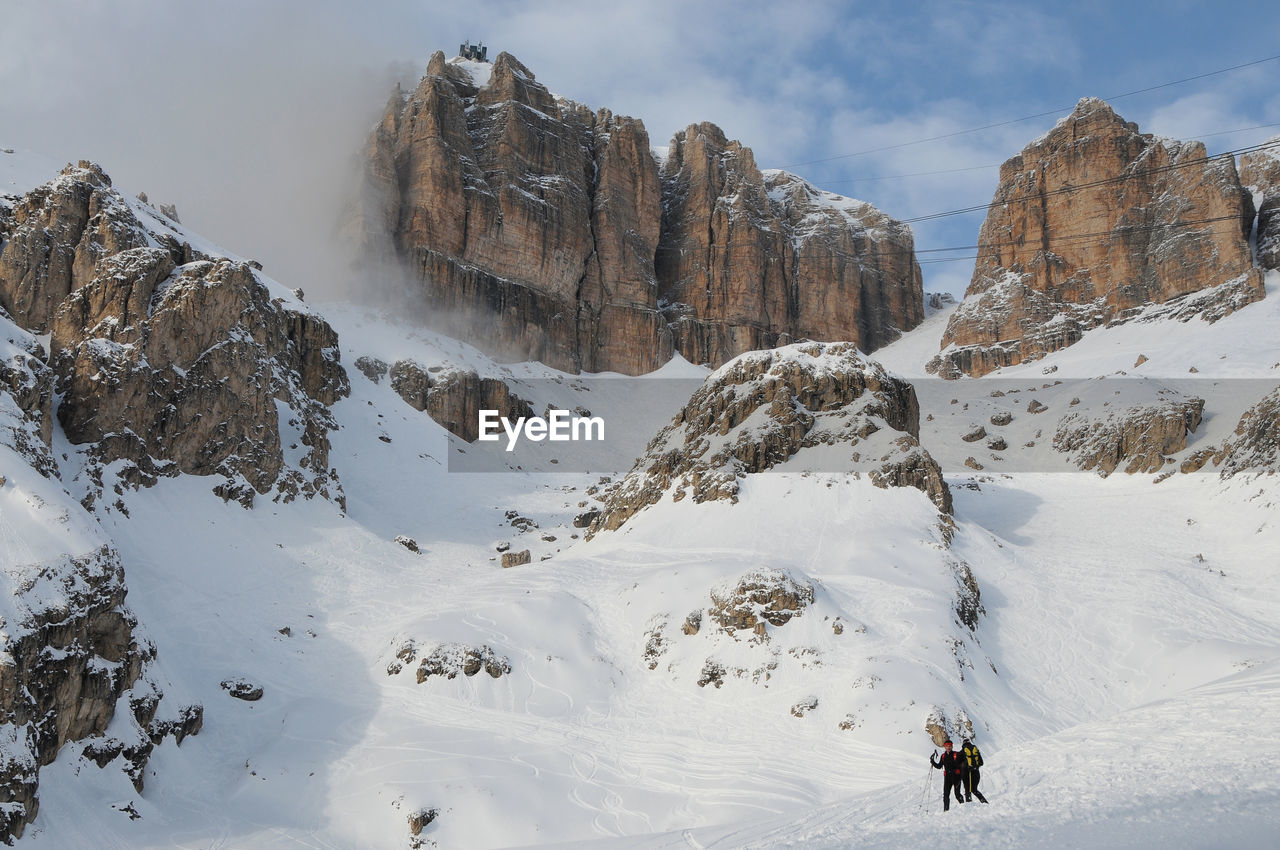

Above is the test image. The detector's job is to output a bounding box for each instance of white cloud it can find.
[2,0,1274,304]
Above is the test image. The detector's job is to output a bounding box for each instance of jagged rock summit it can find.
[346,51,923,375]
[931,98,1264,378]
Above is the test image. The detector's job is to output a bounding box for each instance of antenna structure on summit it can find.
[459,40,488,61]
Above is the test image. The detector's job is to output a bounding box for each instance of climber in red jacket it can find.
[929,739,967,811]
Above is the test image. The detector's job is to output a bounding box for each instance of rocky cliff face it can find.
[1180,386,1280,477]
[1,163,350,509]
[349,52,671,375]
[657,125,923,366]
[931,99,1264,378]
[0,164,192,334]
[589,342,950,537]
[1240,137,1280,271]
[0,545,201,841]
[348,52,923,374]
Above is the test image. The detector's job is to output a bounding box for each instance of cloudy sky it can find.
[3,0,1279,297]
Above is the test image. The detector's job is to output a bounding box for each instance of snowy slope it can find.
[3,148,1280,848]
[575,476,1280,849]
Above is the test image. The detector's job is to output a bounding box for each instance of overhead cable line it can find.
[901,138,1280,224]
[658,212,1253,270]
[652,137,1279,272]
[914,212,1248,257]
[778,53,1280,169]
[655,209,1244,272]
[816,121,1280,187]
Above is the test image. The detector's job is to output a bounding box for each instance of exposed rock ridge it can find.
[0,321,55,470]
[589,341,950,537]
[931,98,1264,378]
[1180,385,1280,476]
[348,52,924,374]
[0,163,351,508]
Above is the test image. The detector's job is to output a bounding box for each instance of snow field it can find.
[4,146,1280,846]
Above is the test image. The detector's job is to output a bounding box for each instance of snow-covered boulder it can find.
[590,342,950,536]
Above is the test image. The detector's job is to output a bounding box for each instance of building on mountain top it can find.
[459,40,487,61]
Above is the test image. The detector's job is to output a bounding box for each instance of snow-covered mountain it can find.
[4,111,1280,850]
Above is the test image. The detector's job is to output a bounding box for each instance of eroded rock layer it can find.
[658,126,923,366]
[385,359,534,442]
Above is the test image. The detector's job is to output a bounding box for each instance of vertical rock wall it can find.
[348,52,924,374]
[932,98,1263,378]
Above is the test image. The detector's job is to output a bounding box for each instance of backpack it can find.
[963,743,983,768]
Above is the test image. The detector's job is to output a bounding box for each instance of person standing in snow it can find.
[961,738,988,803]
[929,740,966,811]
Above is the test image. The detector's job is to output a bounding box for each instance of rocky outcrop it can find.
[931,99,1264,378]
[408,807,438,842]
[1240,137,1280,271]
[0,164,146,333]
[590,342,950,536]
[707,568,815,639]
[925,706,975,747]
[500,549,531,569]
[0,545,201,841]
[658,128,923,365]
[349,52,923,374]
[414,643,511,681]
[1053,396,1204,475]
[220,678,265,701]
[952,562,984,631]
[0,163,350,509]
[1183,386,1280,476]
[386,639,512,681]
[386,360,534,442]
[1216,388,1280,475]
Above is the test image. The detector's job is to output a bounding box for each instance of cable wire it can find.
[779,54,1280,169]
[815,122,1280,187]
[902,139,1280,224]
